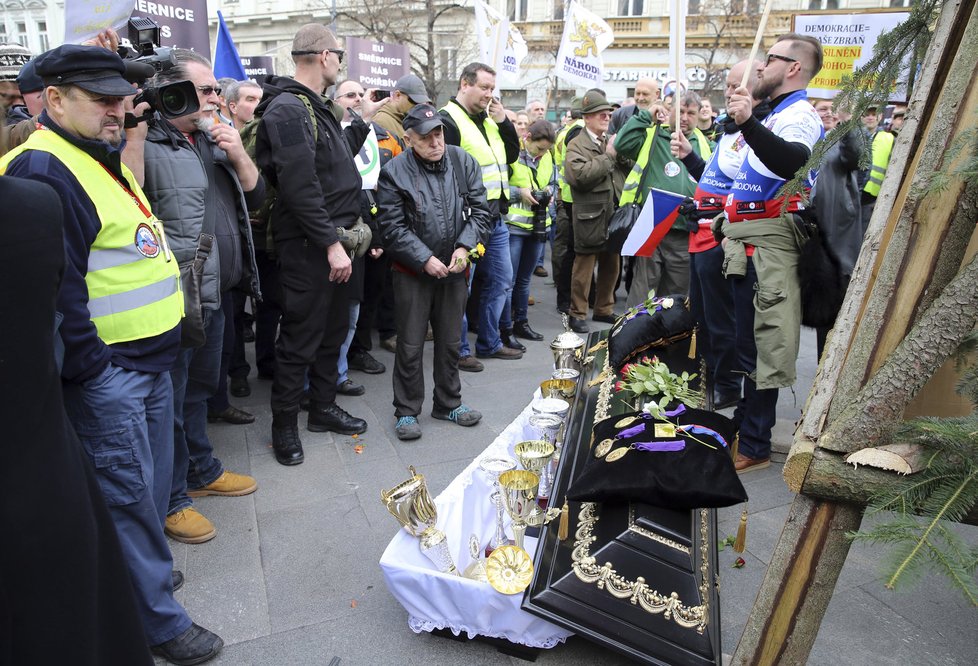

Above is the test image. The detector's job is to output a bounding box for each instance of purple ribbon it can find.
[618,422,647,439]
[635,440,686,452]
[663,404,687,417]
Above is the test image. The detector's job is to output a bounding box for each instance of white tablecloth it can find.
[379,395,574,648]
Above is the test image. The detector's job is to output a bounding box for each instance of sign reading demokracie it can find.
[794,11,911,100]
[64,0,136,44]
[346,38,410,90]
[131,0,211,54]
[555,0,615,89]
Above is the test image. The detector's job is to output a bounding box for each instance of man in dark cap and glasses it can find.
[376,104,492,440]
[0,45,224,665]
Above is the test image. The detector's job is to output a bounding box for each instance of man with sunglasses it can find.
[0,45,224,664]
[135,49,263,546]
[719,33,825,473]
[254,23,388,465]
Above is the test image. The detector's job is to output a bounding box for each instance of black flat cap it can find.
[34,45,136,97]
[16,59,42,94]
[402,103,444,136]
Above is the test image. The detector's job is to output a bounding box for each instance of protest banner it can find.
[474,0,527,85]
[794,11,911,100]
[555,0,614,89]
[240,56,275,78]
[131,0,210,53]
[64,0,136,45]
[346,37,410,90]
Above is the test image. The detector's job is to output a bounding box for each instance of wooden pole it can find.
[741,0,775,88]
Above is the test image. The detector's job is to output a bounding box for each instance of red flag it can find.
[621,188,687,257]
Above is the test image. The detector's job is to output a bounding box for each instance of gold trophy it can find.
[381,466,458,576]
[498,470,540,551]
[514,440,556,501]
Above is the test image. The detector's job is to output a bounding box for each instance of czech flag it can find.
[621,188,687,257]
[214,11,247,81]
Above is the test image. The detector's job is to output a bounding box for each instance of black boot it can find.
[501,327,526,352]
[151,623,223,666]
[512,320,543,341]
[272,410,304,466]
[308,402,367,435]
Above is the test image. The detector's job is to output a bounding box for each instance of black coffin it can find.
[522,333,722,666]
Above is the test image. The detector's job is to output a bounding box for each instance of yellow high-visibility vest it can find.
[556,119,584,204]
[441,102,508,201]
[1,128,183,345]
[506,150,555,230]
[864,130,895,197]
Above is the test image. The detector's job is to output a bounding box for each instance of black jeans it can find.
[271,240,350,412]
[254,249,282,378]
[392,271,466,417]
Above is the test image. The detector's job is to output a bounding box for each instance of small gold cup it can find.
[498,470,540,551]
[540,378,576,401]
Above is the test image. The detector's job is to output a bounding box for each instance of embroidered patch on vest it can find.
[134,223,161,258]
[663,161,681,178]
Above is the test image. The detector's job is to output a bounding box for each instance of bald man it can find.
[254,24,389,464]
[609,77,660,135]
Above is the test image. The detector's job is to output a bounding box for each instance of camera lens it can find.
[160,87,190,116]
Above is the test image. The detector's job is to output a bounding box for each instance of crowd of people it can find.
[0,20,902,665]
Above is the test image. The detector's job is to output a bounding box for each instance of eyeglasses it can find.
[327,48,345,63]
[339,91,364,99]
[291,48,345,63]
[766,53,798,66]
[197,85,222,97]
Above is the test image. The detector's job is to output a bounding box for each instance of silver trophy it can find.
[479,456,517,551]
[381,466,458,575]
[528,414,563,498]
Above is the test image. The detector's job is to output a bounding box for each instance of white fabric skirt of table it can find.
[379,394,574,648]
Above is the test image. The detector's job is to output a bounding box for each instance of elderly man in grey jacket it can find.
[138,50,263,545]
[376,104,492,441]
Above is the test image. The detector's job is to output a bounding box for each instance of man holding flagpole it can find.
[719,34,824,473]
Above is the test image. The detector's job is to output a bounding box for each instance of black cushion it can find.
[566,406,748,509]
[607,294,695,370]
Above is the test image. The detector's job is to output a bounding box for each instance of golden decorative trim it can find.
[627,524,690,554]
[564,341,713,634]
[571,503,708,633]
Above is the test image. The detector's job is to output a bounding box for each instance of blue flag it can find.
[213,11,247,80]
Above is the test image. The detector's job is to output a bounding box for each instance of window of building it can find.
[889,0,913,6]
[507,0,528,22]
[618,0,644,15]
[36,20,48,52]
[808,0,839,8]
[440,48,458,81]
[16,22,27,48]
[689,0,701,13]
[553,0,564,20]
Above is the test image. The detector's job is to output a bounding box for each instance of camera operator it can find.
[501,119,556,346]
[134,49,263,549]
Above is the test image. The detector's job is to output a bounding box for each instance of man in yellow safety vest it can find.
[0,45,223,664]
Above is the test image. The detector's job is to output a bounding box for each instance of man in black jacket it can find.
[376,105,492,440]
[255,23,387,465]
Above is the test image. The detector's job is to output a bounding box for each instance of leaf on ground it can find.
[351,599,358,608]
[354,444,364,454]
